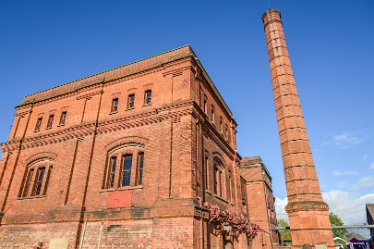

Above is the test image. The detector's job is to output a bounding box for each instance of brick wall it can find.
[0,46,250,249]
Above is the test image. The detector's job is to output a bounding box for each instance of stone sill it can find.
[17,195,47,200]
[214,194,229,204]
[100,185,143,192]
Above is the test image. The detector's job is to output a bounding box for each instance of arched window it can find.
[227,171,233,202]
[242,200,248,215]
[204,151,209,190]
[213,158,224,197]
[104,143,145,189]
[19,157,54,198]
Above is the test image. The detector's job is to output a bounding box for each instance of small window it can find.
[111,98,119,113]
[214,165,222,196]
[224,124,228,138]
[59,111,67,126]
[219,116,223,132]
[144,90,152,105]
[128,94,135,109]
[227,125,231,143]
[213,160,224,197]
[35,117,43,132]
[121,154,132,187]
[107,157,117,188]
[227,172,232,202]
[211,105,215,123]
[136,152,144,185]
[46,115,54,129]
[203,96,208,114]
[32,167,45,196]
[204,155,209,190]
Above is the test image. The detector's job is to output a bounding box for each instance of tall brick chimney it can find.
[262,9,334,248]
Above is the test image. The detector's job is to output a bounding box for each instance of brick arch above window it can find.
[105,136,148,152]
[26,152,57,165]
[212,152,226,168]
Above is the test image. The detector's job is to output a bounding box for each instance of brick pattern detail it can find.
[263,9,334,248]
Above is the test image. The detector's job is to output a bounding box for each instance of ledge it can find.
[100,185,143,193]
[17,195,47,200]
[214,194,229,204]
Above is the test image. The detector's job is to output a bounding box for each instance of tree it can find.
[278,219,291,245]
[329,212,347,238]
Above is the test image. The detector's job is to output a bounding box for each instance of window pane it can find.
[108,157,117,188]
[33,167,45,196]
[211,105,215,123]
[121,155,132,186]
[218,171,222,196]
[213,166,218,194]
[204,156,208,190]
[144,90,152,105]
[35,118,42,132]
[59,111,67,125]
[111,98,119,112]
[22,168,34,197]
[128,94,135,108]
[43,166,52,195]
[227,173,232,201]
[47,115,54,129]
[137,152,144,185]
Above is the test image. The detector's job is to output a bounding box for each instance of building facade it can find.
[0,46,278,249]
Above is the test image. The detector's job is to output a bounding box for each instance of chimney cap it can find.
[262,9,281,23]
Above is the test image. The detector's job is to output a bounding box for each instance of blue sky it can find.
[1,1,373,225]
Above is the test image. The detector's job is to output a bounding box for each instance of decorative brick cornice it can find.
[17,46,194,108]
[162,65,190,77]
[76,90,104,100]
[15,110,32,118]
[1,101,196,152]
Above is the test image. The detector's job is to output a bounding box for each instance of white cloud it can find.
[353,175,374,189]
[275,197,288,221]
[332,170,358,177]
[275,191,374,225]
[323,190,374,225]
[369,161,374,170]
[323,131,366,149]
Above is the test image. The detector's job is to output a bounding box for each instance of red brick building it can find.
[0,46,278,248]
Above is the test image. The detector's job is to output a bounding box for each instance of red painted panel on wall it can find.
[107,191,132,208]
